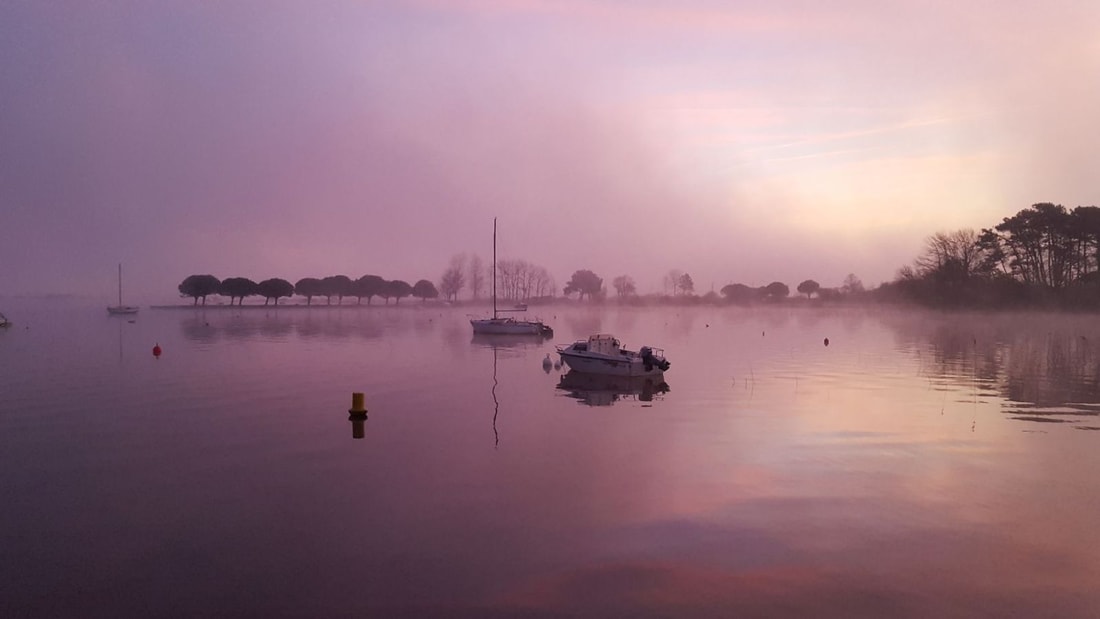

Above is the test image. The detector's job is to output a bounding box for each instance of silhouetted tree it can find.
[678,273,695,295]
[355,275,385,305]
[663,269,683,295]
[439,255,466,301]
[388,279,413,304]
[978,203,1086,288]
[178,274,221,305]
[322,275,354,305]
[376,280,393,304]
[257,278,294,305]
[612,275,637,298]
[721,283,756,304]
[842,274,864,295]
[468,254,486,300]
[412,279,439,302]
[914,229,983,281]
[564,269,603,300]
[294,278,324,305]
[797,279,820,299]
[762,281,789,300]
[496,258,555,301]
[219,277,258,305]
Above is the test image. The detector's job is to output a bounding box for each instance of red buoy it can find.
[153,343,162,358]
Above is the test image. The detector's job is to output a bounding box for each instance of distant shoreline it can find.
[149,303,459,310]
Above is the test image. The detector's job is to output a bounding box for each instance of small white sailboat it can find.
[0,311,11,328]
[107,263,139,315]
[470,218,553,336]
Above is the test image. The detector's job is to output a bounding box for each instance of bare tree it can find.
[914,229,982,280]
[496,259,554,300]
[612,275,637,297]
[439,254,466,301]
[677,273,695,295]
[531,266,554,298]
[842,273,864,294]
[468,254,485,300]
[664,269,683,295]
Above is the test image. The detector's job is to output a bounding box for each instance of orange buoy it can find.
[152,343,162,358]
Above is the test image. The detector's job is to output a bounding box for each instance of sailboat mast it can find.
[492,217,498,319]
[118,263,123,306]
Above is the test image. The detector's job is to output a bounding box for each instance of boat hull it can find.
[558,351,666,377]
[471,318,551,336]
[107,306,140,315]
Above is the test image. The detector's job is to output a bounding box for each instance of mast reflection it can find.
[471,332,554,447]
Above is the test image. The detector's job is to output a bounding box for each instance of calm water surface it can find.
[2,301,1099,617]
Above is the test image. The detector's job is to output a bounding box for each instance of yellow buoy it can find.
[349,392,368,417]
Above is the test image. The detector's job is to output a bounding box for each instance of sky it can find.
[2,0,1098,303]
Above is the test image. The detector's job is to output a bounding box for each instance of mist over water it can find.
[2,301,1098,617]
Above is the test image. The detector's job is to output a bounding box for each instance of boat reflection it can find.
[556,371,670,407]
[470,332,553,350]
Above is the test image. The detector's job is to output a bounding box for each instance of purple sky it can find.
[2,1,1097,303]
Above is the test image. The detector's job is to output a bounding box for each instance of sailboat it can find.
[469,218,553,336]
[107,263,140,315]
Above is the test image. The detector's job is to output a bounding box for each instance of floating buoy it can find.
[152,343,162,358]
[824,337,829,347]
[348,392,368,418]
[542,354,553,370]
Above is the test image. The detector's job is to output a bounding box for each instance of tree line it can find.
[437,254,556,302]
[880,202,1100,308]
[176,255,867,308]
[178,274,439,306]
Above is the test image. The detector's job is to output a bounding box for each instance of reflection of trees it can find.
[180,315,219,343]
[611,309,639,334]
[176,309,420,342]
[258,316,294,339]
[885,311,1100,412]
[564,312,602,340]
[664,311,696,338]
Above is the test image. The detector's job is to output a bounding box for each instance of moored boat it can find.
[557,334,670,377]
[469,218,552,337]
[107,263,139,315]
[0,311,11,328]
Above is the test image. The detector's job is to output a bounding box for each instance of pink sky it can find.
[2,0,1097,302]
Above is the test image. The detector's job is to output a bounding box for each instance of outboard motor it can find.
[640,346,670,372]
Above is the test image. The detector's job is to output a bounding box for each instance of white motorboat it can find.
[107,263,139,315]
[470,218,553,337]
[557,334,670,377]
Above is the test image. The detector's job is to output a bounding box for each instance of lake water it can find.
[2,301,1099,617]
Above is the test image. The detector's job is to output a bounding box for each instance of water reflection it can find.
[470,333,552,349]
[886,311,1100,428]
[349,415,366,439]
[176,309,412,342]
[556,371,670,407]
